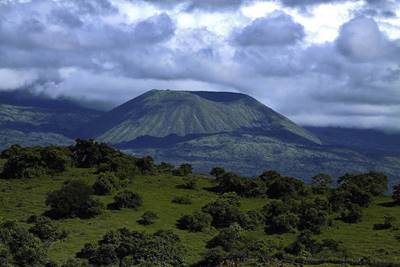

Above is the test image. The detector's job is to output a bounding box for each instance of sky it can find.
[0,0,400,131]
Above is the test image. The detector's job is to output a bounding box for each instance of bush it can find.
[0,221,47,266]
[28,216,67,242]
[172,196,192,205]
[373,214,396,230]
[70,139,118,168]
[338,172,388,197]
[158,162,174,174]
[202,193,245,229]
[137,211,158,226]
[177,211,212,232]
[311,173,333,194]
[46,180,103,219]
[341,204,363,224]
[77,228,184,266]
[109,191,143,210]
[136,156,155,174]
[173,164,193,176]
[210,167,225,178]
[393,184,400,204]
[177,178,198,190]
[92,172,127,195]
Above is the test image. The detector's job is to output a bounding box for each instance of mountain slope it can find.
[0,90,102,149]
[85,89,321,145]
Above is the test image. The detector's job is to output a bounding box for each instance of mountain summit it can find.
[85,89,321,145]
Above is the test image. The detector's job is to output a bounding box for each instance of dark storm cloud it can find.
[233,12,305,46]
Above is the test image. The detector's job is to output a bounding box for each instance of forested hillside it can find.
[0,141,400,266]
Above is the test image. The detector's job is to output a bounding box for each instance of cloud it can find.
[142,0,248,11]
[336,17,393,61]
[232,12,305,46]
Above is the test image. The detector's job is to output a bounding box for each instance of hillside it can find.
[84,90,321,145]
[0,90,101,150]
[0,142,399,266]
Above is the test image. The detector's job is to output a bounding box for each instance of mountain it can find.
[0,89,399,184]
[82,89,399,184]
[0,90,102,149]
[84,89,321,145]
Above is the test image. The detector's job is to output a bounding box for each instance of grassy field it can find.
[0,161,400,265]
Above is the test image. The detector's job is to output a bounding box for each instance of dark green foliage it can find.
[136,156,155,174]
[238,210,264,230]
[177,211,212,232]
[0,221,47,267]
[1,146,71,179]
[373,214,396,230]
[70,139,117,168]
[210,167,225,178]
[215,172,267,197]
[61,259,89,267]
[0,144,22,159]
[177,177,198,190]
[77,228,184,266]
[173,163,193,176]
[206,223,243,251]
[202,193,246,229]
[158,162,174,174]
[95,154,138,180]
[45,180,103,219]
[341,204,363,224]
[28,216,67,242]
[92,172,127,195]
[311,173,333,194]
[338,172,388,197]
[109,190,143,210]
[285,231,346,258]
[392,183,400,204]
[262,200,299,234]
[265,175,306,199]
[172,196,192,205]
[137,211,158,226]
[298,202,328,233]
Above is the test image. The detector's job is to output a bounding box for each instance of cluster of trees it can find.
[76,228,184,266]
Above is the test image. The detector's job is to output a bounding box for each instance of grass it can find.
[0,164,400,265]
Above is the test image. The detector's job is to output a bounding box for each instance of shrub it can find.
[70,139,118,168]
[0,221,47,266]
[177,211,212,232]
[210,167,225,178]
[202,193,245,229]
[77,228,184,266]
[338,172,388,196]
[28,216,67,242]
[109,191,143,210]
[172,196,192,205]
[206,223,243,251]
[46,180,103,219]
[158,162,174,174]
[136,156,155,174]
[96,155,138,180]
[311,173,333,194]
[341,204,363,224]
[373,214,396,230]
[137,211,158,226]
[177,178,198,190]
[92,172,127,195]
[173,164,193,176]
[393,183,400,204]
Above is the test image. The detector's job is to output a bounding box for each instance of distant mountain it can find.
[0,90,102,149]
[84,89,321,145]
[306,126,400,155]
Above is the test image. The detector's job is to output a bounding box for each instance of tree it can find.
[46,180,103,219]
[392,183,400,204]
[311,173,333,193]
[173,164,193,176]
[137,211,158,226]
[202,193,244,228]
[28,216,67,242]
[0,221,47,266]
[177,211,212,232]
[109,191,143,210]
[92,172,127,195]
[206,223,243,251]
[210,167,225,178]
[136,156,155,174]
[338,172,388,197]
[341,204,363,223]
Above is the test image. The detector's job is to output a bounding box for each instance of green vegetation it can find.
[0,141,400,266]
